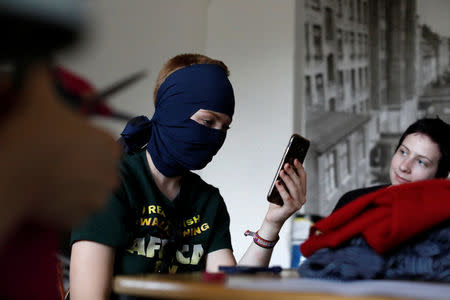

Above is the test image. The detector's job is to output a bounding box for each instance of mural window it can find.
[381,88,387,106]
[338,70,345,100]
[310,0,321,10]
[365,34,369,57]
[349,0,354,21]
[339,141,351,177]
[356,0,361,23]
[329,97,336,112]
[363,1,368,24]
[325,151,338,194]
[350,32,355,58]
[337,0,343,18]
[313,25,323,60]
[325,7,334,40]
[380,29,386,50]
[337,29,343,58]
[365,67,369,87]
[380,59,387,82]
[305,75,312,106]
[359,67,363,91]
[305,23,310,61]
[347,140,352,172]
[358,33,363,57]
[356,130,366,162]
[351,69,356,96]
[327,54,335,83]
[376,116,381,134]
[316,74,325,103]
[379,0,386,18]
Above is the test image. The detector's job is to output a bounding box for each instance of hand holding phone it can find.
[267,134,310,206]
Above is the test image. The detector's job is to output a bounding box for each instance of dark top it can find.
[332,184,389,212]
[71,150,232,275]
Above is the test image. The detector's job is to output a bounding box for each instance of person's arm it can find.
[70,241,115,300]
[205,248,236,272]
[204,159,306,270]
[239,159,306,266]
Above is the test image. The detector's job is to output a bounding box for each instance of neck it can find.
[146,151,181,201]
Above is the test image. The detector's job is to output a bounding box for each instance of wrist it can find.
[258,219,282,242]
[263,213,284,229]
[244,230,279,249]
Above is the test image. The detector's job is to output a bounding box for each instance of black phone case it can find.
[267,134,310,206]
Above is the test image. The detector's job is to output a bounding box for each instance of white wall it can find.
[203,0,297,266]
[61,0,300,268]
[59,0,208,134]
[418,0,450,37]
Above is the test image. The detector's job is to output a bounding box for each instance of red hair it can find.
[153,54,230,104]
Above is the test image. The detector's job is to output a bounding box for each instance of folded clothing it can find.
[300,179,450,258]
[298,221,450,281]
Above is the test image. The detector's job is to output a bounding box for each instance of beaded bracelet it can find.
[244,230,279,249]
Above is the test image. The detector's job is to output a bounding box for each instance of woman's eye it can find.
[417,159,426,167]
[202,119,212,126]
[400,149,406,156]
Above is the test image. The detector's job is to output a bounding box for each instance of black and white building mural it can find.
[301,0,450,216]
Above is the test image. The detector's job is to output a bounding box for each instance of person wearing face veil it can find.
[70,54,308,300]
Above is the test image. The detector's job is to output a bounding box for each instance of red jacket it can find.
[300,179,450,257]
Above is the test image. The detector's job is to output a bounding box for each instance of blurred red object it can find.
[202,271,226,283]
[53,65,114,117]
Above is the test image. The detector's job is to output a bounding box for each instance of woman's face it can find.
[389,133,441,185]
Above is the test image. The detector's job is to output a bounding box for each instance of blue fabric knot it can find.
[119,115,152,154]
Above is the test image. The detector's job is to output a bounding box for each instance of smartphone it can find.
[267,134,310,206]
[218,265,282,275]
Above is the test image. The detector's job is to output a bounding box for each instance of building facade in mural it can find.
[302,0,450,216]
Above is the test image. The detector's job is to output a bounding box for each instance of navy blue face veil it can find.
[147,63,235,177]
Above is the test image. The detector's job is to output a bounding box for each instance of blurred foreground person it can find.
[0,1,120,299]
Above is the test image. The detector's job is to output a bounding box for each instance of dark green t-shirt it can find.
[71,150,232,275]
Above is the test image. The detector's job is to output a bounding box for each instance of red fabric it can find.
[202,271,226,283]
[0,224,59,300]
[54,65,113,116]
[300,179,450,257]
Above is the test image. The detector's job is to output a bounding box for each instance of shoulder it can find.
[113,150,155,208]
[184,172,221,197]
[119,150,147,174]
[343,184,388,199]
[333,184,389,212]
[186,172,211,186]
[180,172,228,216]
[116,150,152,190]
